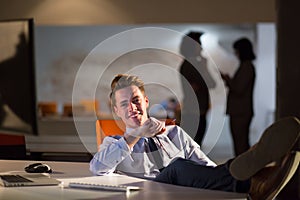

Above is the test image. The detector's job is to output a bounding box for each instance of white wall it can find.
[35,24,255,112]
[251,23,276,142]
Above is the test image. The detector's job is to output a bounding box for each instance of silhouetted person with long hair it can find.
[179,31,216,146]
[221,37,256,156]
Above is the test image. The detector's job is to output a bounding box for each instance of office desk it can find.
[0,160,248,200]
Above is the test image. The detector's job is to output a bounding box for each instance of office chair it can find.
[0,132,26,159]
[95,119,126,149]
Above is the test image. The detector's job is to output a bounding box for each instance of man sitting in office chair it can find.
[90,74,300,200]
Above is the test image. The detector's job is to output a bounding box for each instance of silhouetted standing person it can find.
[0,33,32,126]
[221,38,256,156]
[179,31,216,146]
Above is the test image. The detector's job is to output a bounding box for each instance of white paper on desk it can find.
[58,173,146,188]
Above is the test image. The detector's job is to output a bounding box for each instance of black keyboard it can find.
[0,175,33,183]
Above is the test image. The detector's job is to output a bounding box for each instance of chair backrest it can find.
[0,132,26,159]
[95,119,126,149]
[95,118,176,149]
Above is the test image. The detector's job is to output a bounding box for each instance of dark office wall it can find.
[276,0,300,199]
[0,0,275,25]
[276,0,300,120]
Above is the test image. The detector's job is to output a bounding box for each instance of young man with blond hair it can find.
[90,74,300,199]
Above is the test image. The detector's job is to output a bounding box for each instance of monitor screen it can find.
[0,19,38,135]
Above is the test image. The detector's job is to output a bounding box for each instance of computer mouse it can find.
[25,163,52,173]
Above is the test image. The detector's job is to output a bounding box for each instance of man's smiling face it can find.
[113,85,149,128]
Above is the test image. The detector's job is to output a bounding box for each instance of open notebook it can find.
[0,173,60,187]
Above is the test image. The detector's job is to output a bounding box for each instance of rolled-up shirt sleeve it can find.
[89,136,131,175]
[189,147,217,167]
[177,127,217,167]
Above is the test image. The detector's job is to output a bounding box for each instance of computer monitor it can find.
[0,18,38,135]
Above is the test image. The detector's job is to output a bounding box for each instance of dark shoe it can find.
[249,151,300,200]
[230,117,300,180]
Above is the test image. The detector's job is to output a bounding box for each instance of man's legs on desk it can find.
[154,117,300,200]
[154,158,250,193]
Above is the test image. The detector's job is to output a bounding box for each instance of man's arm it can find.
[123,134,140,149]
[89,136,133,175]
[90,117,165,175]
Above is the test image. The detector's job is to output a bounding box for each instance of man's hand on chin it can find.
[128,117,166,138]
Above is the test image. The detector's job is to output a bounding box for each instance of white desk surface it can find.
[0,160,248,200]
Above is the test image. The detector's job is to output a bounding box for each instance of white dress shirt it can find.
[90,125,216,179]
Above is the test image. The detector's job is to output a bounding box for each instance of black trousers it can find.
[229,115,253,156]
[154,158,250,193]
[194,114,207,146]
